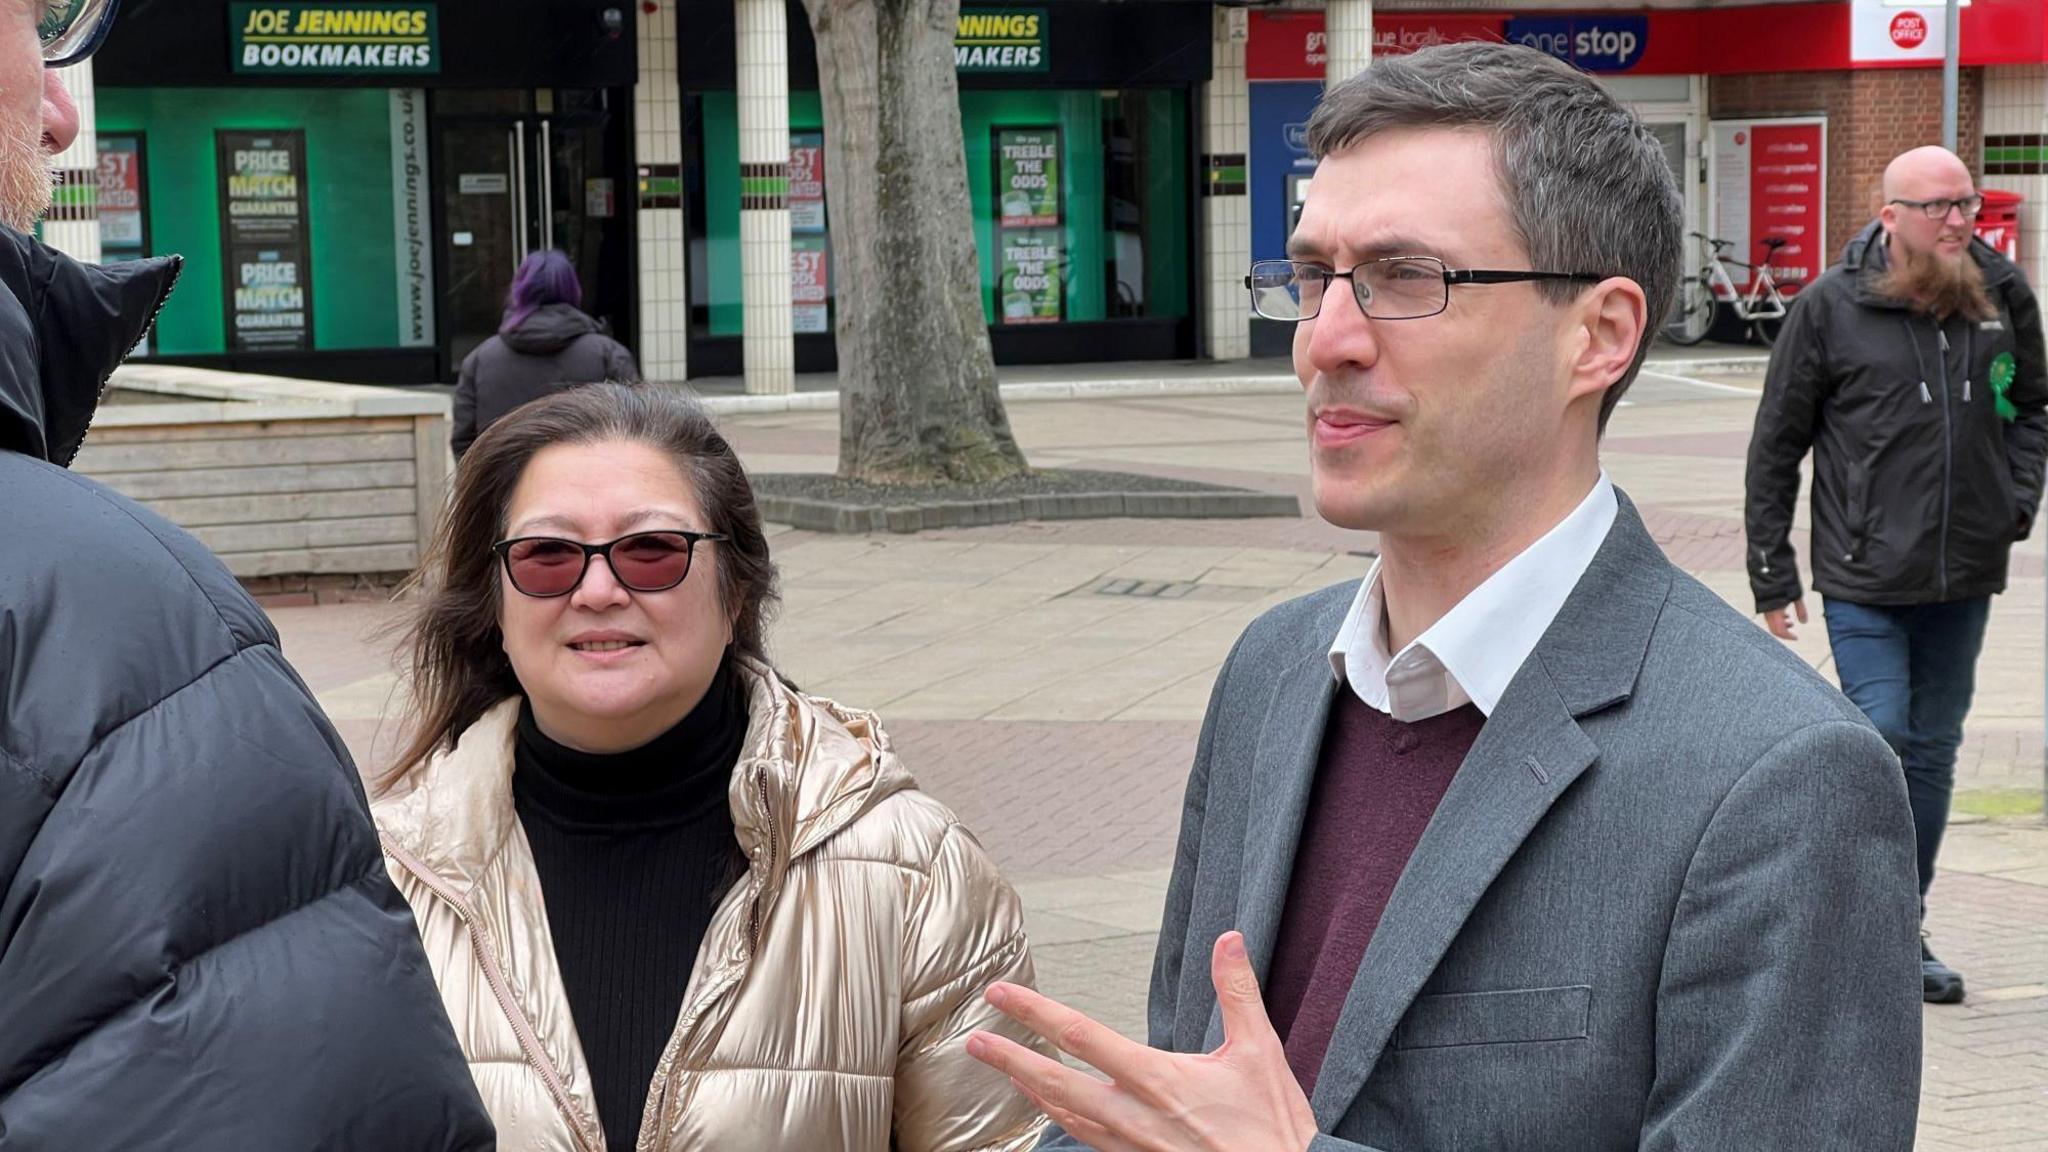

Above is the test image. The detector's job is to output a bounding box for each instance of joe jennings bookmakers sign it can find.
[231,3,440,75]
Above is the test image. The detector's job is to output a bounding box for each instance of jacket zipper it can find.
[1937,323,1954,599]
[643,965,747,1150]
[641,1078,669,1152]
[383,837,600,1152]
[643,767,780,1150]
[747,766,778,947]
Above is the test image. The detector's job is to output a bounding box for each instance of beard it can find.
[0,112,53,233]
[1875,239,1996,322]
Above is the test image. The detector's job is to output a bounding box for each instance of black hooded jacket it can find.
[1746,220,2048,611]
[451,302,640,457]
[0,228,494,1148]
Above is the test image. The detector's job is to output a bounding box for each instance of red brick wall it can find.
[1709,68,1984,265]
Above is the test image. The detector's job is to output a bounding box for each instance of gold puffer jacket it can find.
[373,658,1051,1152]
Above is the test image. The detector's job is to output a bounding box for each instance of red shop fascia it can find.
[1245,2,2048,82]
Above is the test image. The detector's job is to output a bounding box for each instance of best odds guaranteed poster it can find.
[97,136,151,354]
[217,129,314,352]
[789,130,831,334]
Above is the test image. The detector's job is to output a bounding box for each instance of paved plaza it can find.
[280,364,2048,1148]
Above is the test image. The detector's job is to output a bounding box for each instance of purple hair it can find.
[501,249,584,334]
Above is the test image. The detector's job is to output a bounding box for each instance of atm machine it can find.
[1286,172,1311,240]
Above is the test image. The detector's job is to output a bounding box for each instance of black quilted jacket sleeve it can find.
[0,231,493,1149]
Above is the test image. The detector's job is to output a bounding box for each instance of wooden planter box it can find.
[76,365,450,581]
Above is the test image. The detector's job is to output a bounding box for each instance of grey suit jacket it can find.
[1041,493,1921,1151]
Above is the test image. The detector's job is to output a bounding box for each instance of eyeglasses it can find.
[492,530,729,598]
[1245,257,1611,322]
[1889,195,1985,221]
[40,0,121,67]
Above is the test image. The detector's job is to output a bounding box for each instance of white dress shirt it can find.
[1329,474,1619,721]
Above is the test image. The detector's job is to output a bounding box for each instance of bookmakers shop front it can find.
[680,1,1210,375]
[92,1,638,384]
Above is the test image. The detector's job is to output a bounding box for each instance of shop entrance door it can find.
[1645,120,1696,228]
[1642,116,1701,324]
[432,90,630,376]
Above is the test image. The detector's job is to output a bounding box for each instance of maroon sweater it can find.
[1263,688,1486,1095]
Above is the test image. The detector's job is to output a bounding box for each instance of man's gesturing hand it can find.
[965,931,1318,1152]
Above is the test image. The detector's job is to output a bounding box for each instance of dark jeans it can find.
[1822,596,1993,901]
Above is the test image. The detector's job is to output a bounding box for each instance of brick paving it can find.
[274,601,405,689]
[1029,926,1161,1050]
[925,509,1365,553]
[1919,871,2048,1150]
[272,374,2048,1147]
[890,721,1197,879]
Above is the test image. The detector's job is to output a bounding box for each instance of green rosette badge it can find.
[1991,351,2019,423]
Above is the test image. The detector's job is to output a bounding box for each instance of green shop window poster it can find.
[998,228,1062,324]
[217,129,314,352]
[993,126,1063,324]
[994,126,1060,228]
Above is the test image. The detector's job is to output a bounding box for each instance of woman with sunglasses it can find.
[372,382,1050,1152]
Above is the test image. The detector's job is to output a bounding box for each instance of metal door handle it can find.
[505,126,521,262]
[512,120,529,264]
[539,120,555,251]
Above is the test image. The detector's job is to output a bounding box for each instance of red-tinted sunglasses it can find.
[491,530,728,598]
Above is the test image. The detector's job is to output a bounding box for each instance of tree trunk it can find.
[804,0,1030,485]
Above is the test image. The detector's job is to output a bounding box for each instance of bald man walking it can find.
[1747,146,2048,1004]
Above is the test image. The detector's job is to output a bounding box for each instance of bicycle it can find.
[1665,231,1802,348]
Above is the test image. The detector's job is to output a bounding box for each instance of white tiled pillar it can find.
[41,63,99,263]
[1326,0,1372,87]
[1201,5,1250,361]
[736,0,793,395]
[634,0,687,381]
[1983,65,2048,288]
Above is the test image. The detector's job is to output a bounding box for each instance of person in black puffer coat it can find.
[452,248,640,458]
[0,221,495,1147]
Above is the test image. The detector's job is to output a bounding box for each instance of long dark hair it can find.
[501,249,583,334]
[379,383,779,794]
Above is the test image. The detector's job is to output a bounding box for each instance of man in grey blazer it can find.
[966,42,1923,1152]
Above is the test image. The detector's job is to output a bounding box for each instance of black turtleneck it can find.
[513,652,749,1152]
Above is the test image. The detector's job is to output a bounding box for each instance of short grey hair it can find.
[1306,42,1682,430]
